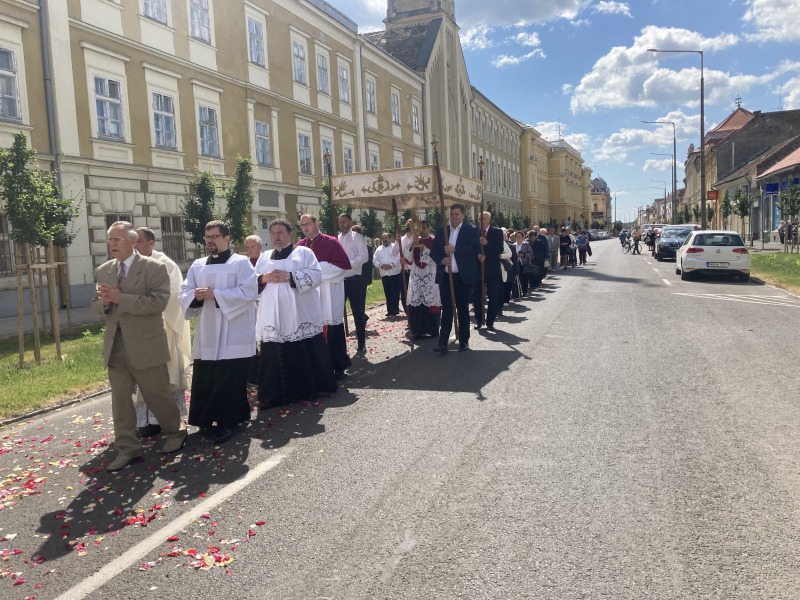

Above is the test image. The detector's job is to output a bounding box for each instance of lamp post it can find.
[647,49,705,229]
[651,175,668,222]
[642,120,677,223]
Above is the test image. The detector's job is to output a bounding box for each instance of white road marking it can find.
[653,267,660,272]
[662,278,672,286]
[55,450,291,600]
[673,292,800,307]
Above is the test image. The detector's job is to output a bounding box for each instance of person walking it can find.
[373,232,402,317]
[338,214,369,353]
[92,221,187,472]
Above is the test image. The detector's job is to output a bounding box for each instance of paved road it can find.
[2,239,800,599]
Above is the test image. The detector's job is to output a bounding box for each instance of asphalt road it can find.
[3,239,800,599]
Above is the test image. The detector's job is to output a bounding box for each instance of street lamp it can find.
[647,49,705,229]
[643,119,678,223]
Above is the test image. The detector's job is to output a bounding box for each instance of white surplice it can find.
[254,245,323,343]
[178,253,258,360]
[134,250,192,425]
[319,263,346,326]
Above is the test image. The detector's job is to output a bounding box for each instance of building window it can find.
[369,151,378,171]
[142,0,168,24]
[394,159,402,169]
[412,104,419,134]
[343,145,354,174]
[316,54,329,95]
[0,214,15,275]
[292,41,306,85]
[161,215,185,261]
[94,76,124,139]
[247,18,265,67]
[338,65,350,103]
[0,49,20,120]
[198,105,219,157]
[391,92,400,125]
[152,92,176,149]
[255,120,271,166]
[298,133,311,174]
[321,139,333,175]
[190,0,211,43]
[366,79,376,114]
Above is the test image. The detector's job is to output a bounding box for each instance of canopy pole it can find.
[478,156,486,323]
[325,150,349,338]
[392,199,408,324]
[432,136,458,341]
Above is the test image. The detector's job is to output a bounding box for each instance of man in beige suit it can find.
[92,221,187,472]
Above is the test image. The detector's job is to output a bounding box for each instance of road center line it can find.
[55,450,291,600]
[662,278,672,286]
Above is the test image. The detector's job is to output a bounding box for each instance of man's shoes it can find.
[160,433,188,454]
[459,343,470,352]
[486,326,497,332]
[474,324,483,330]
[431,345,448,355]
[357,344,367,353]
[334,370,348,380]
[213,427,233,444]
[137,423,161,438]
[106,453,142,472]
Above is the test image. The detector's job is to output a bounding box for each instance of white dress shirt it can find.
[373,243,401,277]
[338,230,368,279]
[447,223,462,273]
[392,234,414,271]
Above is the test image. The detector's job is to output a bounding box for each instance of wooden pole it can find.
[392,198,408,324]
[60,246,72,334]
[325,150,349,337]
[478,156,487,324]
[36,246,47,337]
[16,244,24,368]
[46,241,62,360]
[431,136,459,341]
[25,244,42,364]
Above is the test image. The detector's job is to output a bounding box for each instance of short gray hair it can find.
[108,221,138,240]
[245,234,263,247]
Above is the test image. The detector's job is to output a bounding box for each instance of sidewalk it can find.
[0,305,100,339]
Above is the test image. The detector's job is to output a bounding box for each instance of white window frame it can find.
[94,75,125,140]
[343,145,354,174]
[198,104,219,157]
[247,17,265,67]
[366,79,376,114]
[391,91,400,125]
[412,103,420,133]
[152,91,176,149]
[316,53,329,95]
[189,0,211,43]
[0,48,20,121]
[338,64,350,103]
[255,119,271,166]
[292,41,307,85]
[298,133,312,174]
[142,0,168,24]
[321,138,333,175]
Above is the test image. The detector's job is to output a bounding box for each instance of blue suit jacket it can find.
[431,222,481,286]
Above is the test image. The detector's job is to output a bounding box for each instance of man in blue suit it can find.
[430,204,481,353]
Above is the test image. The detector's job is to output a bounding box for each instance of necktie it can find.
[118,262,126,290]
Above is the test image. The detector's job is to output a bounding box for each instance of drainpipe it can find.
[39,0,61,179]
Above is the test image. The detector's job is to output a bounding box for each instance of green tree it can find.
[182,169,217,247]
[679,205,692,224]
[778,182,800,223]
[691,205,701,223]
[224,155,255,245]
[510,213,525,231]
[731,188,753,239]
[706,204,715,225]
[425,206,443,233]
[0,132,79,247]
[523,216,531,229]
[721,190,733,228]
[360,209,382,239]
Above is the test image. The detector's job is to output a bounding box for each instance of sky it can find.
[328,0,800,223]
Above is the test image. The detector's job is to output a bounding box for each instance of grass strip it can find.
[751,252,800,293]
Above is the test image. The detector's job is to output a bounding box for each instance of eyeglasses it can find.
[204,234,225,240]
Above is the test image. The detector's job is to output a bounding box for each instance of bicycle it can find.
[622,238,632,253]
[631,239,641,254]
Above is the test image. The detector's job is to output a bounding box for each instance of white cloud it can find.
[461,24,495,50]
[592,1,632,17]
[512,31,541,47]
[570,19,592,27]
[743,0,800,42]
[643,158,673,173]
[781,76,800,110]
[569,25,741,113]
[594,109,699,164]
[492,50,545,68]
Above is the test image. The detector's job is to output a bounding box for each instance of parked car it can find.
[654,225,699,261]
[675,230,751,282]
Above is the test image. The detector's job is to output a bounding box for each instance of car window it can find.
[693,234,744,246]
[662,228,692,238]
[682,234,694,246]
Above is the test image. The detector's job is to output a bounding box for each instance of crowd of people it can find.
[93,210,592,471]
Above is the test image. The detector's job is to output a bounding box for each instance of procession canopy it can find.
[330,165,482,211]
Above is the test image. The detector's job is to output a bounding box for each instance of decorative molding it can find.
[141,61,182,79]
[79,41,130,62]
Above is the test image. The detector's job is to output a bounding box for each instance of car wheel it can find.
[655,252,662,262]
[680,262,690,280]
[675,262,681,275]
[739,272,750,283]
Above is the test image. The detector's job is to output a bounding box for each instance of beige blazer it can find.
[91,253,171,371]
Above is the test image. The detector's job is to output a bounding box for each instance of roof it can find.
[705,107,755,148]
[362,19,442,71]
[710,134,800,184]
[759,145,800,179]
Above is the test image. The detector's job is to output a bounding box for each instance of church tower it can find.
[386,0,456,25]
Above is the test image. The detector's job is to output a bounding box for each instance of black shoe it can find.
[486,326,496,332]
[334,370,348,380]
[357,344,367,353]
[213,427,233,444]
[459,343,470,352]
[431,345,448,355]
[474,324,483,330]
[137,423,162,438]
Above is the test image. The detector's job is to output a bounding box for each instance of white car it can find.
[675,230,751,282]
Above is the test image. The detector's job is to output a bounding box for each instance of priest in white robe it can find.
[179,220,258,443]
[132,227,191,437]
[255,218,337,409]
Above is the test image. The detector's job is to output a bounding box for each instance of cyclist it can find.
[619,229,628,250]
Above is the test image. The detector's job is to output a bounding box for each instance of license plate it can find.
[707,262,729,267]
